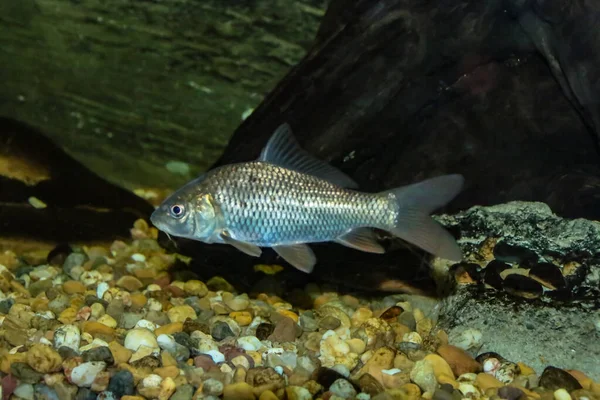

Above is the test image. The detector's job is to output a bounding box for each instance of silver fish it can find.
[150,123,464,273]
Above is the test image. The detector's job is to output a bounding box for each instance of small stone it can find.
[154,365,179,379]
[124,328,158,352]
[107,370,135,398]
[116,276,144,292]
[54,324,81,351]
[225,295,250,311]
[14,383,34,400]
[553,389,572,400]
[259,390,280,400]
[170,384,194,400]
[423,354,455,381]
[237,336,262,352]
[539,366,583,392]
[183,280,208,297]
[410,358,437,394]
[475,373,503,391]
[97,314,118,328]
[211,321,235,341]
[81,322,115,339]
[11,363,43,384]
[346,338,366,355]
[167,305,197,323]
[155,322,183,336]
[330,378,357,399]
[108,341,132,365]
[230,311,253,326]
[498,386,525,400]
[319,315,341,330]
[203,378,224,396]
[267,316,297,343]
[27,343,63,373]
[82,346,113,364]
[436,345,481,376]
[63,280,86,294]
[70,362,106,387]
[222,382,256,400]
[256,323,274,340]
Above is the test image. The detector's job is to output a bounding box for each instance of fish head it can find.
[150,185,220,242]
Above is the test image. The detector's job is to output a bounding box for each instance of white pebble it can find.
[274,366,284,375]
[79,338,109,352]
[403,332,423,344]
[131,253,146,262]
[451,328,483,350]
[146,284,162,292]
[14,384,34,400]
[332,364,350,377]
[204,350,225,364]
[70,361,106,387]
[147,298,163,311]
[554,389,572,400]
[458,383,481,398]
[356,394,371,400]
[135,319,157,331]
[203,378,224,396]
[36,311,55,319]
[54,324,81,351]
[156,334,176,351]
[80,270,103,286]
[142,374,163,388]
[124,328,158,352]
[96,282,109,299]
[39,337,53,346]
[330,378,357,399]
[237,336,262,351]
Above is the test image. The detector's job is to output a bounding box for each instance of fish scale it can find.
[207,162,391,247]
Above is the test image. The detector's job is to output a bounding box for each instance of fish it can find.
[150,123,465,273]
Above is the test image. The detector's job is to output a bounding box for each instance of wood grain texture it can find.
[0,0,326,189]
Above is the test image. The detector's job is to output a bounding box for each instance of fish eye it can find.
[170,204,185,218]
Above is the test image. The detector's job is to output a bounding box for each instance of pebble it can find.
[14,383,34,400]
[237,336,262,351]
[82,346,114,364]
[107,370,135,398]
[436,344,481,376]
[285,386,313,400]
[330,378,357,398]
[27,343,63,373]
[70,362,107,387]
[222,382,256,400]
[123,329,158,352]
[167,305,197,323]
[203,378,224,396]
[54,324,81,351]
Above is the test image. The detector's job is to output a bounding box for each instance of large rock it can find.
[434,201,600,381]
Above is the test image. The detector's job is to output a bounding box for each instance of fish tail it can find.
[380,174,464,261]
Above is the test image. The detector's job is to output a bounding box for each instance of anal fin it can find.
[272,243,316,273]
[335,228,385,253]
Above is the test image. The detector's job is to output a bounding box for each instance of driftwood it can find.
[0,117,154,252]
[170,0,600,292]
[0,0,326,189]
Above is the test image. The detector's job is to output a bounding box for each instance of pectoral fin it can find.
[220,233,262,257]
[272,243,316,273]
[335,228,385,253]
[258,123,358,189]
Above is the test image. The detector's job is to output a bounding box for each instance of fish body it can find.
[150,123,464,273]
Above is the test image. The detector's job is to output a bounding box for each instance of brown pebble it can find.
[436,344,482,376]
[154,365,179,379]
[63,281,86,294]
[267,317,297,343]
[116,276,144,292]
[82,321,115,338]
[155,322,183,337]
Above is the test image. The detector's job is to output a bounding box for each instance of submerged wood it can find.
[0,117,154,247]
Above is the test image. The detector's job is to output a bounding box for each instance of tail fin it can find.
[381,174,464,261]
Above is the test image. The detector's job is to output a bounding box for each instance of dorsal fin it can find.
[258,123,358,189]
